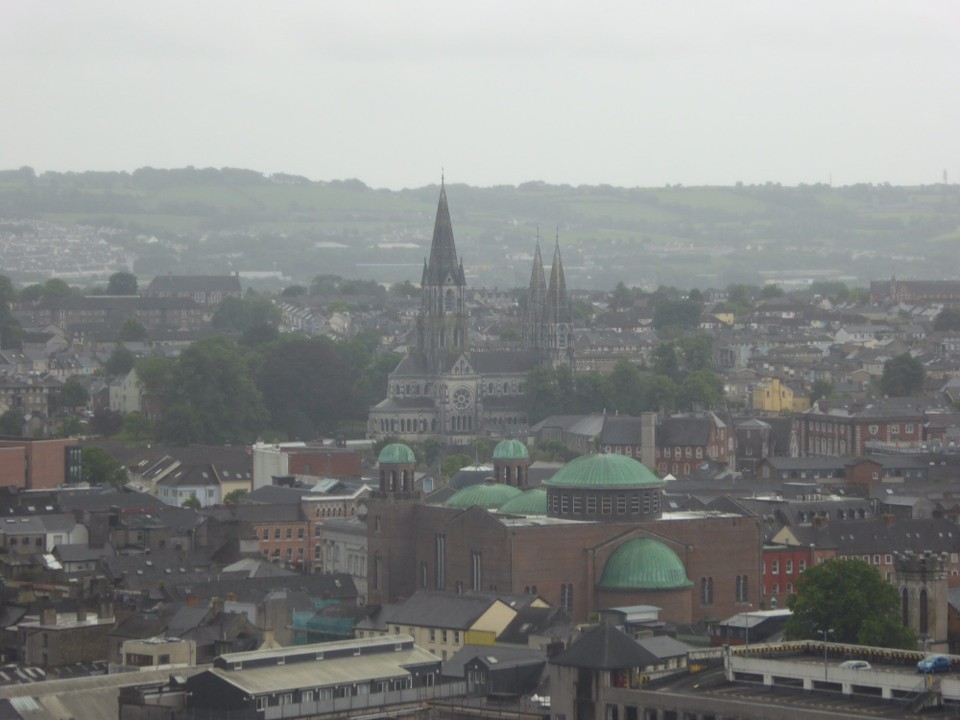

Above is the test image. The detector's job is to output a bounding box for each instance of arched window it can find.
[902,587,909,627]
[444,289,455,311]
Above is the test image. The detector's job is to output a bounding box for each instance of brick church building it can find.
[367,181,573,445]
[368,441,761,626]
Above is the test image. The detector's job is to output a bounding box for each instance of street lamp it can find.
[820,628,834,681]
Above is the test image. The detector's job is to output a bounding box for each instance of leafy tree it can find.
[55,415,85,438]
[240,322,279,348]
[119,412,153,443]
[642,375,679,414]
[611,281,634,311]
[58,377,90,410]
[760,284,785,299]
[809,379,834,403]
[934,307,960,332]
[607,360,644,415]
[257,337,353,438]
[677,334,713,372]
[0,276,16,306]
[652,298,702,332]
[0,275,22,349]
[525,366,563,423]
[81,446,128,487]
[89,408,123,436]
[441,454,473,479]
[224,489,248,504]
[182,495,201,510]
[280,285,307,298]
[106,271,138,295]
[678,370,724,410]
[572,372,610,414]
[650,343,680,380]
[390,280,419,298]
[0,409,24,436]
[19,284,43,303]
[880,353,926,397]
[212,296,280,333]
[134,356,173,395]
[117,318,148,341]
[42,278,73,298]
[786,558,915,649]
[537,439,569,462]
[158,336,267,445]
[104,344,135,376]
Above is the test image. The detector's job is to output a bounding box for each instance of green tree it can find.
[524,366,563,423]
[652,298,702,333]
[256,337,352,438]
[224,489,248,504]
[134,356,173,395]
[117,318,148,341]
[677,334,713,372]
[678,370,724,410]
[760,284,785,299]
[104,344,135,376]
[650,343,680,380]
[280,285,307,298]
[212,296,280,333]
[19,284,43,303]
[0,409,24,435]
[106,271,138,295]
[880,353,926,397]
[933,307,960,332]
[809,379,834,403]
[786,558,915,648]
[390,280,419,298]
[55,415,85,438]
[642,375,679,414]
[0,275,16,307]
[182,495,201,510]
[119,412,154,443]
[611,281,634,311]
[42,278,73,298]
[158,336,267,445]
[58,377,90,410]
[81,446,128,487]
[607,360,644,415]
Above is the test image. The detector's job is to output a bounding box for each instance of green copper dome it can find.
[599,538,693,591]
[544,453,662,489]
[497,488,547,515]
[444,482,522,510]
[493,439,530,461]
[378,443,416,465]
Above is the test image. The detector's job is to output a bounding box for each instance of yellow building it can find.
[751,378,810,414]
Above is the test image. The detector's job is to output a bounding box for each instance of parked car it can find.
[917,654,951,673]
[839,660,871,670]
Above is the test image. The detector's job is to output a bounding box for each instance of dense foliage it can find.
[880,353,926,397]
[786,558,915,649]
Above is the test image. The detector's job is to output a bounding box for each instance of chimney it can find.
[881,513,897,526]
[812,515,828,528]
[98,600,114,620]
[76,606,87,623]
[212,597,225,615]
[40,607,57,626]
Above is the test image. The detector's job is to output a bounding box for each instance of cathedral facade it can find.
[368,183,572,445]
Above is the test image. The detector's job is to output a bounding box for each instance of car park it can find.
[839,660,871,670]
[917,654,952,673]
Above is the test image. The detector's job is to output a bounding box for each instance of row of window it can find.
[657,447,706,460]
[767,558,807,575]
[699,576,749,605]
[261,527,307,540]
[254,677,416,710]
[549,492,660,516]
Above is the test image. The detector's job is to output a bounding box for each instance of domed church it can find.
[367,181,573,446]
[368,440,760,626]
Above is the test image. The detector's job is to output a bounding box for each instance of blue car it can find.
[917,654,951,673]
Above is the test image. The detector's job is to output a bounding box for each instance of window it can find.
[586,495,597,514]
[560,495,570,514]
[616,495,626,514]
[772,583,779,594]
[471,551,482,591]
[560,583,574,612]
[772,560,779,575]
[873,554,881,565]
[736,575,749,603]
[435,534,446,590]
[601,496,612,515]
[786,560,793,574]
[696,447,703,459]
[572,496,582,513]
[700,577,714,606]
[274,528,281,539]
[286,528,292,539]
[297,528,304,539]
[799,559,806,572]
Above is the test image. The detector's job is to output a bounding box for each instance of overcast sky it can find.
[2,1,957,190]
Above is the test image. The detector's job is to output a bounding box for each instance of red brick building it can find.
[0,438,82,489]
[653,412,730,476]
[762,544,836,609]
[368,443,760,626]
[794,402,924,457]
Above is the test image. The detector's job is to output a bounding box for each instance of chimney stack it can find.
[40,607,57,626]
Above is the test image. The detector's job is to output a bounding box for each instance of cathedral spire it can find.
[523,232,547,350]
[425,180,460,286]
[546,229,570,326]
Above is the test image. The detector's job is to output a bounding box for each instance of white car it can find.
[839,660,871,670]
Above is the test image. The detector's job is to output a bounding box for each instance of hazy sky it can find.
[3,1,957,190]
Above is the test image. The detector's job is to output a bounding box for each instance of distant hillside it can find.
[1,166,958,291]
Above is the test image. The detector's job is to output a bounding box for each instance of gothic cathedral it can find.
[368,182,572,445]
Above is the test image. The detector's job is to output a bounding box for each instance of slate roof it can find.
[384,591,537,631]
[600,416,647,446]
[551,624,653,670]
[469,351,540,374]
[443,644,546,680]
[786,517,960,555]
[144,275,242,294]
[658,414,720,447]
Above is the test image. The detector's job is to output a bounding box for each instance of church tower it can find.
[543,236,573,366]
[417,180,468,374]
[523,238,547,352]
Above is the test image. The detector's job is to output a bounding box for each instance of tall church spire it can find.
[544,230,573,365]
[523,232,547,350]
[425,179,460,286]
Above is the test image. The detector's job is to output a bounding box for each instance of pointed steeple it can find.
[546,230,570,326]
[523,233,547,350]
[425,180,460,286]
